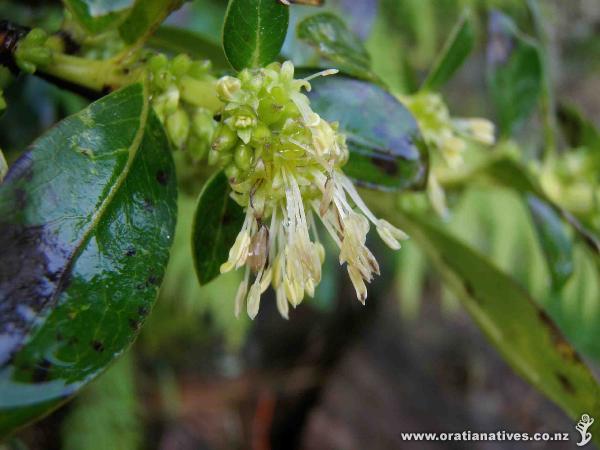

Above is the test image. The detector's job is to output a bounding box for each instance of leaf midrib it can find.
[31,84,150,336]
[251,0,262,68]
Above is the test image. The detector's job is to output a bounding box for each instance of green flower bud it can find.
[187,135,209,161]
[179,77,222,112]
[257,95,283,125]
[15,29,52,74]
[188,60,212,79]
[17,61,36,74]
[219,152,233,166]
[20,47,53,67]
[211,125,238,153]
[251,122,271,145]
[266,62,281,72]
[171,54,192,78]
[234,143,253,171]
[166,109,190,149]
[208,149,220,165]
[280,60,295,82]
[149,54,169,72]
[270,86,288,104]
[245,73,264,93]
[26,28,48,45]
[153,68,174,91]
[274,141,304,159]
[238,69,252,84]
[281,101,300,120]
[192,109,216,142]
[154,86,180,118]
[45,35,65,53]
[225,163,240,179]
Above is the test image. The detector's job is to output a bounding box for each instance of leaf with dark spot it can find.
[156,169,169,186]
[91,341,105,353]
[556,373,575,395]
[0,83,177,436]
[396,212,600,440]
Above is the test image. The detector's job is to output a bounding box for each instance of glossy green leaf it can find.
[422,9,475,91]
[0,83,177,436]
[222,0,289,71]
[118,0,184,45]
[148,26,229,69]
[557,103,600,150]
[526,195,574,289]
[192,171,244,285]
[297,13,376,81]
[486,11,543,137]
[306,74,428,191]
[398,213,600,443]
[63,0,133,34]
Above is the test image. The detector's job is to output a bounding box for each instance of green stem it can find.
[40,53,142,92]
[37,53,222,113]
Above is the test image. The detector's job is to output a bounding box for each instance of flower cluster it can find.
[401,92,495,216]
[540,149,600,228]
[401,92,495,168]
[210,61,408,319]
[148,54,221,161]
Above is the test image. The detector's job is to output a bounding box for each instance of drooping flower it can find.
[210,61,408,319]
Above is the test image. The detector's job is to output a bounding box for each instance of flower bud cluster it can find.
[400,91,495,217]
[540,149,600,228]
[401,92,495,168]
[211,61,408,319]
[210,62,349,208]
[15,29,54,74]
[148,53,220,161]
